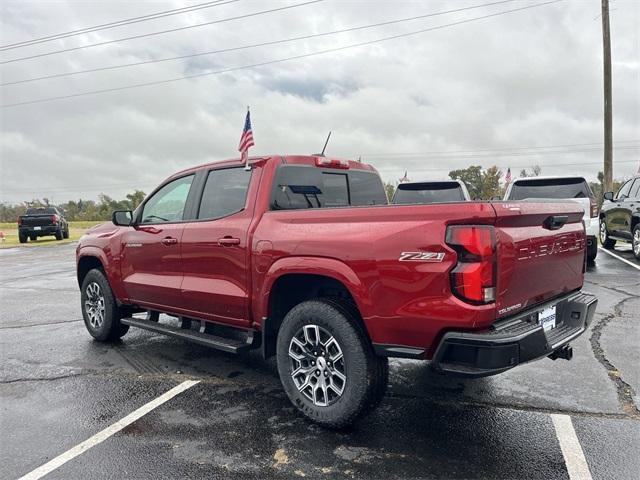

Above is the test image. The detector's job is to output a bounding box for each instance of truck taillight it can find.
[17,216,22,226]
[51,215,58,225]
[590,197,598,218]
[445,225,496,304]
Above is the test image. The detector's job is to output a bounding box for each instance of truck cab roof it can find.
[169,155,377,181]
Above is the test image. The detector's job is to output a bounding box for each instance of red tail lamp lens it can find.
[446,225,496,304]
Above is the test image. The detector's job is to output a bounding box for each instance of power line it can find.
[1,141,636,193]
[0,0,240,51]
[2,159,637,197]
[1,0,523,86]
[360,145,640,160]
[375,159,638,172]
[2,182,159,195]
[357,140,640,157]
[0,0,565,108]
[0,0,325,65]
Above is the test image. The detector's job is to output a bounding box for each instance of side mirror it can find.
[603,191,614,201]
[112,210,133,226]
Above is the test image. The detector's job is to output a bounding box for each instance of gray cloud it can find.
[1,0,638,203]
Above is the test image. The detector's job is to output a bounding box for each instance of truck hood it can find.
[81,222,123,243]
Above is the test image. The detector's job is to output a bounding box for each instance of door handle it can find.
[161,237,178,246]
[543,215,568,230]
[218,237,240,246]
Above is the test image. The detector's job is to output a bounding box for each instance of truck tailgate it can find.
[491,201,586,317]
[21,215,54,227]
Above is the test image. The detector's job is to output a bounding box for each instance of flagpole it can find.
[244,106,251,171]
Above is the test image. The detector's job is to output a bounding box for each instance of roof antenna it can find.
[315,131,331,157]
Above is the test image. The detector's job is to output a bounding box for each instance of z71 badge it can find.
[399,252,445,262]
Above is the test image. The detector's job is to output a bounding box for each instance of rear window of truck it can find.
[393,182,465,204]
[26,207,57,215]
[508,178,593,200]
[271,165,387,210]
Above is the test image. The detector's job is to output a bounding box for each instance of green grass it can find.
[0,221,105,249]
[0,220,105,230]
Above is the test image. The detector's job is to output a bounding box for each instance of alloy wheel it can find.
[85,282,105,329]
[288,324,347,407]
[600,221,608,244]
[634,228,640,257]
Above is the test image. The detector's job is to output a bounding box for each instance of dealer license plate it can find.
[539,305,556,332]
[33,226,41,231]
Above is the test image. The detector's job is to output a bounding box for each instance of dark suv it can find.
[599,175,640,260]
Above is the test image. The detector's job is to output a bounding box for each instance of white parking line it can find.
[598,247,640,271]
[551,414,593,480]
[18,380,200,480]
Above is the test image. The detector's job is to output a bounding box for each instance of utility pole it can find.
[602,0,613,192]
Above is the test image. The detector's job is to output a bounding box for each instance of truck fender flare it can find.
[255,256,372,328]
[77,247,126,300]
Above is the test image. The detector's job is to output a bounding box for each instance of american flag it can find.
[505,167,512,185]
[238,108,254,161]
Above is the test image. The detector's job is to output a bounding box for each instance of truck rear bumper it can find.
[19,226,59,235]
[431,291,597,378]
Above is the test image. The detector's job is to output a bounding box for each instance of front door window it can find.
[141,175,194,224]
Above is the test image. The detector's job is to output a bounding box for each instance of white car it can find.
[503,176,599,262]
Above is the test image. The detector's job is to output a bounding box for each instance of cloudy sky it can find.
[1,0,638,204]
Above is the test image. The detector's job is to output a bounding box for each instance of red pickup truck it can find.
[76,155,597,427]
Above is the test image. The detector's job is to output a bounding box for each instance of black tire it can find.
[599,219,616,249]
[55,229,63,240]
[276,298,388,429]
[587,240,598,263]
[19,232,27,244]
[81,268,129,341]
[632,224,640,261]
[63,227,70,239]
[30,235,37,241]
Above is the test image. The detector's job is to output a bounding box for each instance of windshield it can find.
[393,182,465,204]
[508,178,592,200]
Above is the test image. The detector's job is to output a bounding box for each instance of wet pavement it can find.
[1,243,638,479]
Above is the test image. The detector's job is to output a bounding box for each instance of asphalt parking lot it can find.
[1,243,638,480]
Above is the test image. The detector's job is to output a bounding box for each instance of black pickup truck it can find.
[17,207,69,243]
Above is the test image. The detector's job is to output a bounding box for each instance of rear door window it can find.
[394,183,465,204]
[508,178,592,200]
[197,168,252,220]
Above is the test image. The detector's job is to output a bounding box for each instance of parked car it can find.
[599,175,640,260]
[76,155,596,428]
[392,180,471,204]
[503,176,599,262]
[17,206,69,243]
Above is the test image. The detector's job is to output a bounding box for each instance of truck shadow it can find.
[115,331,489,409]
[130,357,560,480]
[101,333,567,478]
